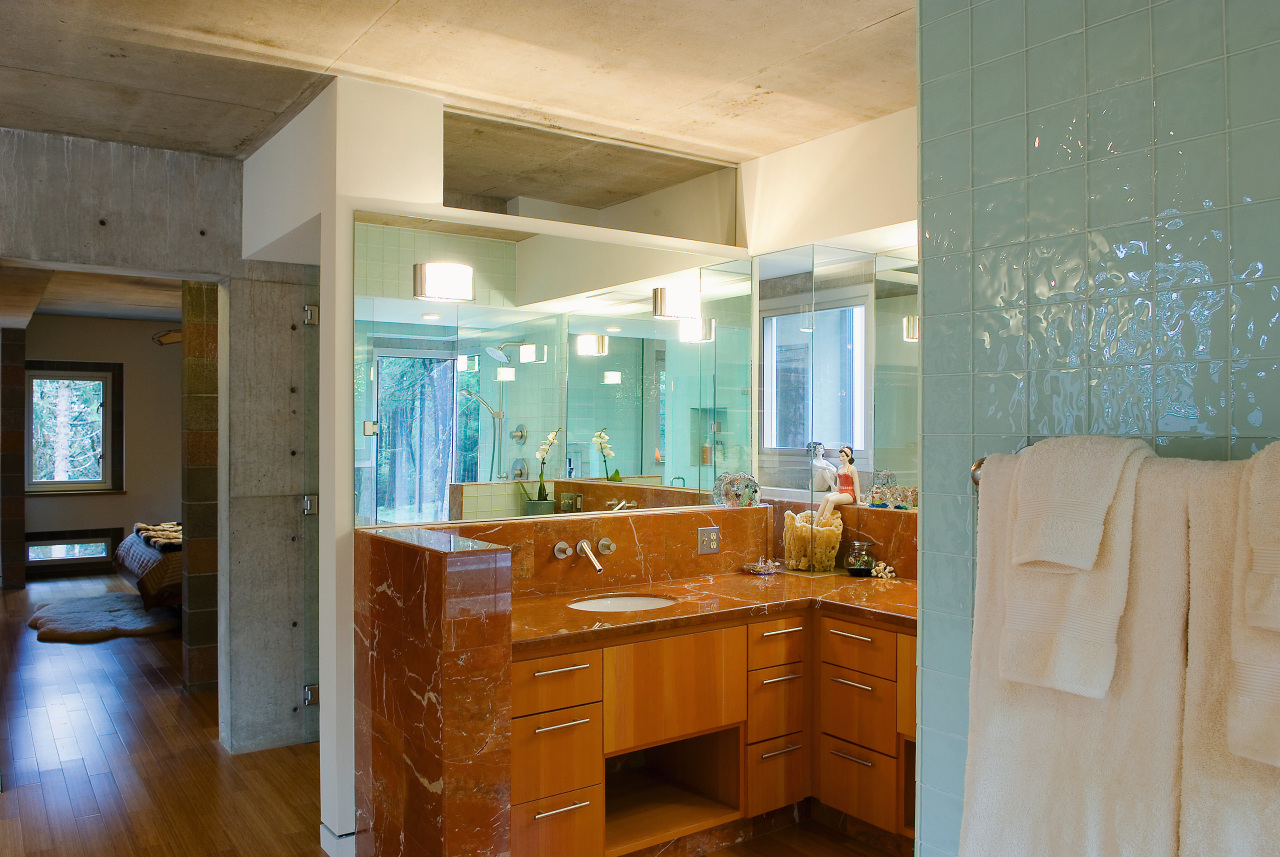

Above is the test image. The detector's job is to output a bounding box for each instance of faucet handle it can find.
[597,538,617,556]
[553,541,574,560]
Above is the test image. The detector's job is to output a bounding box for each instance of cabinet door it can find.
[897,634,916,739]
[604,627,747,754]
[746,663,806,744]
[512,650,603,718]
[512,784,604,857]
[816,734,897,833]
[747,617,807,670]
[819,617,896,680]
[745,732,809,817]
[819,663,896,756]
[512,702,603,804]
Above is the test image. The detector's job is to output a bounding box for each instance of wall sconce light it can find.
[606,326,622,333]
[456,355,478,372]
[576,334,609,356]
[496,366,516,382]
[413,262,474,302]
[518,344,547,364]
[421,313,441,321]
[902,315,920,342]
[678,317,716,343]
[652,285,700,320]
[602,371,622,385]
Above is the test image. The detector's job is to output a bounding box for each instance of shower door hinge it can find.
[363,420,379,436]
[303,305,319,325]
[304,684,320,706]
[302,495,318,516]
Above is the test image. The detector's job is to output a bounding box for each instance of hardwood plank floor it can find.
[706,821,895,857]
[1,575,325,856]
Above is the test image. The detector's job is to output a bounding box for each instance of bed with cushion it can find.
[114,522,183,610]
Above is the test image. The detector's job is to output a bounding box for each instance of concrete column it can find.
[1,328,25,589]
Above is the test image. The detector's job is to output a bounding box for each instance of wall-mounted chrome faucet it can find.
[553,538,615,572]
[576,539,603,573]
[608,499,638,511]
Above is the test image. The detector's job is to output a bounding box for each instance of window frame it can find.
[26,536,112,565]
[25,362,124,494]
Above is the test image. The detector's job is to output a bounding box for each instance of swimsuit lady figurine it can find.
[816,445,860,521]
[810,442,839,493]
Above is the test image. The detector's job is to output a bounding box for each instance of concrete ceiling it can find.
[0,263,184,323]
[0,0,915,166]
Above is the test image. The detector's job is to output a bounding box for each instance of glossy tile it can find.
[920,493,975,556]
[1087,79,1153,159]
[924,313,975,375]
[919,786,965,854]
[1232,279,1280,359]
[1225,0,1280,55]
[1027,33,1086,110]
[1088,364,1154,434]
[1155,134,1227,216]
[919,667,971,736]
[974,244,1029,309]
[1029,368,1088,435]
[1088,223,1154,296]
[1028,233,1088,301]
[1155,210,1229,289]
[919,727,968,797]
[924,374,974,435]
[923,253,974,316]
[973,433,1029,459]
[973,307,1028,373]
[920,0,967,25]
[973,372,1028,435]
[920,609,973,679]
[972,53,1026,125]
[973,179,1028,249]
[1155,361,1228,436]
[923,71,973,141]
[1027,300,1089,368]
[922,11,972,82]
[1086,0,1145,25]
[973,0,1025,62]
[1088,293,1154,364]
[1029,166,1087,239]
[1232,358,1280,435]
[1230,120,1280,205]
[1230,199,1280,282]
[1088,151,1154,227]
[1156,60,1226,144]
[919,552,973,618]
[1086,10,1152,93]
[923,190,974,257]
[1028,99,1087,175]
[1154,435,1230,461]
[1155,286,1228,362]
[922,435,974,496]
[1027,0,1084,46]
[1152,0,1223,73]
[1231,436,1280,460]
[974,115,1028,187]
[923,131,973,199]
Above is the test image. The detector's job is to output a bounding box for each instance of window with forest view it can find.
[27,371,112,491]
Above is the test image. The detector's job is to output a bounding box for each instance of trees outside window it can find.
[26,370,112,492]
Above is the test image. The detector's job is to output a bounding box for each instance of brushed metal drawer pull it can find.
[760,744,803,760]
[534,800,591,820]
[831,750,873,767]
[830,629,873,642]
[761,626,804,637]
[533,663,591,677]
[534,717,591,734]
[761,673,803,685]
[831,677,874,692]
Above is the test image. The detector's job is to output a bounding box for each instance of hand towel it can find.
[1181,460,1280,856]
[1245,441,1280,631]
[960,454,1187,857]
[1000,443,1153,696]
[1012,436,1152,572]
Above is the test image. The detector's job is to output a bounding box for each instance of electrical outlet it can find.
[697,526,720,555]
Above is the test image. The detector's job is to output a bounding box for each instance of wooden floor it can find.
[707,821,894,856]
[0,574,325,856]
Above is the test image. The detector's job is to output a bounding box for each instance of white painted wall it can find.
[514,234,726,305]
[600,167,737,246]
[24,315,182,533]
[738,108,918,254]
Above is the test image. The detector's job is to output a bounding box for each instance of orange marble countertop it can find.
[512,571,916,657]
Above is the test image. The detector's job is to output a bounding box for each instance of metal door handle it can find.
[535,800,590,819]
[761,626,803,637]
[534,717,591,734]
[760,744,803,760]
[831,677,874,692]
[831,750,873,767]
[761,674,803,685]
[532,663,590,677]
[830,629,873,642]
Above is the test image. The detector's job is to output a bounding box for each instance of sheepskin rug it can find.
[27,593,180,643]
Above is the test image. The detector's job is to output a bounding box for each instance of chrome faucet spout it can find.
[576,539,603,573]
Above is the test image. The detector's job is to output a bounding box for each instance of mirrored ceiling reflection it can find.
[351,212,749,527]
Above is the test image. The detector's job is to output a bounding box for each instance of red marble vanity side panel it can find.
[355,529,513,857]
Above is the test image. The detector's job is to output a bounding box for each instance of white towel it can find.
[1245,442,1280,631]
[961,454,1187,857]
[1000,443,1152,697]
[1182,459,1280,855]
[1011,436,1153,572]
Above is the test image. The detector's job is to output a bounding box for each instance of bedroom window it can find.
[27,537,111,563]
[26,369,115,492]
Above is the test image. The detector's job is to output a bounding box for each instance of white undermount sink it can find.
[568,595,678,612]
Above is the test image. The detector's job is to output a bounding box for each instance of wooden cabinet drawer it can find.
[819,663,896,757]
[512,702,604,804]
[747,617,807,670]
[897,634,916,738]
[512,783,604,857]
[745,732,809,817]
[819,617,896,680]
[604,627,746,754]
[513,650,603,718]
[746,664,806,744]
[816,734,897,833]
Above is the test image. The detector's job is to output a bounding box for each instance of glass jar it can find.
[845,541,875,577]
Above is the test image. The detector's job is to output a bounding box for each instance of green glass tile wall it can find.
[917,1,1280,854]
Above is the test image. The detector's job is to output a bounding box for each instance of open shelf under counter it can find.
[604,768,742,857]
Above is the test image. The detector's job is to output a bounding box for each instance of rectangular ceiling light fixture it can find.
[678,317,716,343]
[456,354,478,372]
[413,262,475,302]
[902,315,920,342]
[518,344,547,363]
[576,334,609,356]
[652,284,701,320]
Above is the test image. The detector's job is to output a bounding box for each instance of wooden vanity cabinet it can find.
[512,784,605,857]
[743,616,810,816]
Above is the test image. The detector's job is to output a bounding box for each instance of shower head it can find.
[485,346,509,364]
[461,388,501,419]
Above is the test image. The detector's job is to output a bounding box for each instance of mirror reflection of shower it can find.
[459,342,525,481]
[460,388,501,480]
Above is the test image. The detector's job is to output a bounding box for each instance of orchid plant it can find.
[593,427,622,482]
[534,428,561,501]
